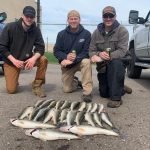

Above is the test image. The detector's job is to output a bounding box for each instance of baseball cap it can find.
[23,6,36,18]
[103,6,116,15]
[67,10,80,18]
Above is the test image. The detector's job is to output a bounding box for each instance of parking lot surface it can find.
[0,64,150,150]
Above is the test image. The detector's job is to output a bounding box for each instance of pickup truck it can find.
[0,12,7,74]
[127,10,150,78]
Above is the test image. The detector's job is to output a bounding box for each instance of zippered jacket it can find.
[0,18,45,65]
[54,24,91,67]
[89,20,129,59]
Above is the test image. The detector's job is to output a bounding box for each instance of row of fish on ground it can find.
[10,99,120,141]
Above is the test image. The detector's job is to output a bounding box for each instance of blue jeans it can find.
[97,59,125,101]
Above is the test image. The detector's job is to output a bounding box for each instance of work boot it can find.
[82,94,92,103]
[107,100,123,108]
[74,76,83,89]
[32,80,46,98]
[124,85,132,94]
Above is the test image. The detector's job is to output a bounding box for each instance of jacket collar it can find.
[97,20,120,36]
[66,24,84,35]
[17,18,36,32]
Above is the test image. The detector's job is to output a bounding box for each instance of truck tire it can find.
[127,48,142,78]
[0,65,4,75]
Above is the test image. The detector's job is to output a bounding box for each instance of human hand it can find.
[24,56,36,70]
[91,55,103,63]
[67,52,76,61]
[99,51,110,60]
[61,59,73,67]
[11,58,24,69]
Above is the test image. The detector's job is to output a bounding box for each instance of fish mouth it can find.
[25,129,37,136]
[59,125,74,132]
[10,118,17,123]
[30,129,37,135]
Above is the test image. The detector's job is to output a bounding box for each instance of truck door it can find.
[147,13,150,56]
[134,24,149,58]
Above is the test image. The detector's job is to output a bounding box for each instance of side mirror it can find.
[129,10,139,24]
[0,12,7,23]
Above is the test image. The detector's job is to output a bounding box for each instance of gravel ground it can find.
[0,64,150,150]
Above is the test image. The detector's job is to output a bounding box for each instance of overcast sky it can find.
[40,0,150,44]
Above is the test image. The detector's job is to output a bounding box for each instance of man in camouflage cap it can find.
[89,6,132,108]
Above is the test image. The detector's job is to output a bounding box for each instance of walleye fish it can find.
[86,103,93,112]
[25,129,79,141]
[29,107,41,120]
[48,100,57,109]
[51,109,60,125]
[59,109,68,122]
[98,104,104,114]
[60,101,71,110]
[33,107,50,121]
[67,110,77,125]
[18,106,34,120]
[55,101,64,110]
[34,99,52,108]
[84,112,95,126]
[38,99,53,110]
[75,111,85,125]
[90,103,98,113]
[43,108,53,123]
[70,101,80,110]
[59,125,119,136]
[93,112,102,127]
[34,99,55,107]
[100,112,115,129]
[43,108,60,124]
[78,102,86,111]
[10,119,56,129]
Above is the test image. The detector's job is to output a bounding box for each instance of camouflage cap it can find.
[103,6,116,15]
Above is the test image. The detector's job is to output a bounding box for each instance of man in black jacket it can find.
[54,10,93,102]
[0,6,48,97]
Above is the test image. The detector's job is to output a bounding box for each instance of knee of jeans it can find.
[7,87,17,94]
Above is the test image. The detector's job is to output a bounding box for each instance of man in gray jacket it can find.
[89,6,132,108]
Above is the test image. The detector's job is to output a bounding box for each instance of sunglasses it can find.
[103,13,115,19]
